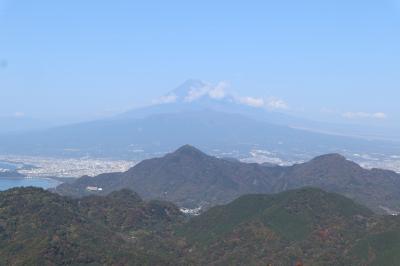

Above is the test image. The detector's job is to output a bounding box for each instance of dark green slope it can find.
[0,187,183,266]
[178,187,375,265]
[3,187,400,265]
[78,189,182,232]
[349,215,400,265]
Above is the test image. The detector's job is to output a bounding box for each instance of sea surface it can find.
[0,177,61,191]
[0,161,18,171]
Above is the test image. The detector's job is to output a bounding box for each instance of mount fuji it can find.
[0,80,398,161]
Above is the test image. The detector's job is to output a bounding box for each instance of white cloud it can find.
[184,81,229,102]
[208,81,228,99]
[373,112,388,119]
[152,80,289,111]
[184,86,209,102]
[152,94,177,104]
[236,96,289,110]
[237,96,265,107]
[265,97,289,110]
[342,112,387,120]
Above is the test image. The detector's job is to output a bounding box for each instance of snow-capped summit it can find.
[153,79,230,105]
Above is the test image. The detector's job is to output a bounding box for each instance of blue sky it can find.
[0,0,399,126]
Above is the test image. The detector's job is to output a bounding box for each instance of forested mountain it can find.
[0,187,183,265]
[2,187,400,265]
[56,145,400,214]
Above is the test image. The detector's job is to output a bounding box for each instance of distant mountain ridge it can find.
[56,145,400,214]
[0,80,399,159]
[119,79,400,141]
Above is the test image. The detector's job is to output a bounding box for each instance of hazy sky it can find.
[0,0,399,125]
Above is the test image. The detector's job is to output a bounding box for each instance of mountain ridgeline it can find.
[3,187,400,265]
[56,145,400,214]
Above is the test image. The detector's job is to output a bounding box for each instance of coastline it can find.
[0,176,63,191]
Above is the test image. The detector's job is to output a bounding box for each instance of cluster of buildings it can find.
[86,186,103,192]
[0,155,136,178]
